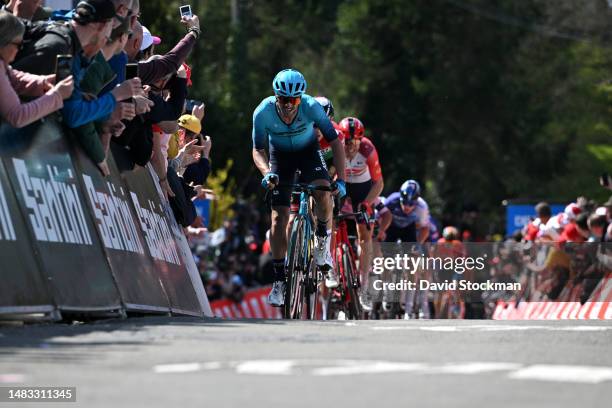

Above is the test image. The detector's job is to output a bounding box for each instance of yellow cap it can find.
[177,114,201,134]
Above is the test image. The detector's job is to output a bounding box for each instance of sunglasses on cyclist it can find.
[277,95,301,105]
[400,195,416,207]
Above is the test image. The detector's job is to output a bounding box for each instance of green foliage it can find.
[206,159,236,230]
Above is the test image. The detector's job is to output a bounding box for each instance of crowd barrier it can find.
[494,273,612,320]
[0,116,212,319]
[210,286,282,319]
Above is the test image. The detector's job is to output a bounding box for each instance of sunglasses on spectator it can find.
[277,96,301,105]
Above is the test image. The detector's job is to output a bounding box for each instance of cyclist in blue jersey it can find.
[377,180,430,244]
[252,69,347,306]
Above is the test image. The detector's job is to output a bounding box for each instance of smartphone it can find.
[179,5,192,18]
[55,55,73,82]
[185,99,203,113]
[125,63,139,80]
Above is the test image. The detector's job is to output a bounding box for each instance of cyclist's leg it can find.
[267,150,295,306]
[300,142,334,272]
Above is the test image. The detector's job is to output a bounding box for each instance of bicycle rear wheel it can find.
[284,217,306,319]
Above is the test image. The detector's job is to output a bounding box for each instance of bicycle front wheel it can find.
[342,244,362,319]
[284,216,306,319]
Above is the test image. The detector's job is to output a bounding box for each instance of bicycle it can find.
[326,205,370,320]
[281,170,332,319]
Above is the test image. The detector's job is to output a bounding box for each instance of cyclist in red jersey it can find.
[338,117,384,307]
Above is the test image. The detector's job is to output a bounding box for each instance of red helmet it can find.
[339,117,365,140]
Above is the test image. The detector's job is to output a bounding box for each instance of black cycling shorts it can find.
[347,180,372,211]
[269,142,330,207]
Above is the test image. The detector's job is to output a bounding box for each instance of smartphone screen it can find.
[179,5,192,18]
[55,55,73,82]
[125,63,139,80]
[185,99,203,113]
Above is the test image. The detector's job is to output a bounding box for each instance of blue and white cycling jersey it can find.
[252,94,338,152]
[381,192,430,229]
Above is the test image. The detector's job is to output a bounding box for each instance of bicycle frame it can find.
[283,172,331,319]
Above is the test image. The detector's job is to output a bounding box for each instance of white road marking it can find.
[152,360,612,384]
[312,362,425,376]
[371,325,612,332]
[430,362,522,374]
[419,326,458,332]
[154,362,221,374]
[235,360,294,375]
[508,365,612,384]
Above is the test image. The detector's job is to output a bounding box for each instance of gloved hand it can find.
[359,201,374,217]
[333,179,346,198]
[261,172,279,190]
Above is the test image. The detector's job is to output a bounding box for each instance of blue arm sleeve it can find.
[252,109,267,150]
[61,92,117,129]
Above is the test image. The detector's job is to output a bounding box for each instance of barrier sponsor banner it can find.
[0,150,53,314]
[145,166,212,317]
[121,164,202,316]
[0,120,121,312]
[71,145,172,314]
[210,286,282,319]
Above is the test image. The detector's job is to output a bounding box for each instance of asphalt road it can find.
[0,318,611,408]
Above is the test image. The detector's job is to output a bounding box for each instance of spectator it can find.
[113,57,187,170]
[0,11,73,128]
[523,202,551,241]
[604,196,612,241]
[71,16,142,175]
[12,0,144,129]
[588,213,609,242]
[140,26,160,61]
[102,0,139,93]
[126,15,201,84]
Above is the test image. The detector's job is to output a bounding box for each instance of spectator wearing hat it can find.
[12,0,145,129]
[0,11,74,128]
[140,26,160,61]
[124,14,201,85]
[70,17,150,175]
[175,109,211,185]
[112,56,187,173]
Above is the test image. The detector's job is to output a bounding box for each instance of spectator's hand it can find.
[160,178,175,198]
[43,74,56,91]
[200,135,212,159]
[134,95,154,114]
[112,78,144,101]
[181,14,200,31]
[192,103,205,121]
[376,229,386,242]
[53,76,74,100]
[193,185,215,200]
[177,64,188,79]
[110,121,126,137]
[111,102,136,122]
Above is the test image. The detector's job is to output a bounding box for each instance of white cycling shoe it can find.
[314,233,333,271]
[325,270,339,289]
[267,281,286,307]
